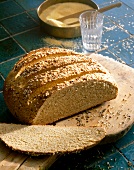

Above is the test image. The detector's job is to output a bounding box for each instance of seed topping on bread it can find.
[3,48,118,125]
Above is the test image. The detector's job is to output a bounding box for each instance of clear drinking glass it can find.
[79,10,104,51]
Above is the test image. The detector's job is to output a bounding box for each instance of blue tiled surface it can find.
[0,0,24,20]
[120,0,134,9]
[14,28,50,52]
[0,0,134,169]
[109,37,134,65]
[0,24,9,40]
[116,14,134,35]
[102,22,129,44]
[14,0,44,10]
[28,9,40,23]
[0,74,4,92]
[0,38,25,63]
[92,151,130,170]
[1,13,38,35]
[115,126,134,149]
[14,28,83,52]
[0,56,21,78]
[103,3,134,20]
[121,143,134,165]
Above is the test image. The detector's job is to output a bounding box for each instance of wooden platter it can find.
[0,55,133,169]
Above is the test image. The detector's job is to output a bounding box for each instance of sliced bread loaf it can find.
[3,47,118,125]
[0,123,105,155]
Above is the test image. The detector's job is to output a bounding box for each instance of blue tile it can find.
[103,16,112,24]
[98,0,123,8]
[0,24,9,40]
[14,27,83,52]
[0,74,4,91]
[92,151,132,169]
[0,56,21,78]
[98,49,119,61]
[28,9,40,24]
[93,0,116,5]
[121,143,134,165]
[129,63,134,68]
[0,92,17,123]
[120,0,134,9]
[14,28,50,52]
[0,0,24,20]
[15,0,44,10]
[102,22,129,45]
[0,38,25,63]
[1,13,38,35]
[115,125,134,149]
[103,3,134,20]
[116,13,134,35]
[109,37,134,65]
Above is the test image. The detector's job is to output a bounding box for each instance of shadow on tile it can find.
[0,0,24,20]
[0,24,10,40]
[1,13,38,35]
[0,56,22,78]
[0,92,18,123]
[15,0,44,10]
[0,38,25,63]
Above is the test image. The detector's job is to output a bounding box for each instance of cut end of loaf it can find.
[0,123,106,155]
[33,73,118,125]
[3,47,118,125]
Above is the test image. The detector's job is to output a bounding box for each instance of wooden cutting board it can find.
[0,55,133,169]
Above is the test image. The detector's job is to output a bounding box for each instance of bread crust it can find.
[3,47,118,125]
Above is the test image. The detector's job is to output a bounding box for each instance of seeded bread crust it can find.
[3,47,118,125]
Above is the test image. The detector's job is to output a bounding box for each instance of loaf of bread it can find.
[3,47,118,125]
[0,123,105,155]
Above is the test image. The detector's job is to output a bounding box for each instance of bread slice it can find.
[0,123,105,155]
[3,47,118,125]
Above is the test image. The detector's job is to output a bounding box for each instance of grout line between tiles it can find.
[106,16,134,36]
[0,25,40,43]
[0,10,39,36]
[0,55,23,65]
[12,36,27,54]
[114,141,134,150]
[120,0,134,11]
[12,26,41,53]
[14,0,38,11]
[89,142,134,169]
[0,11,26,22]
[26,10,40,25]
[13,0,26,12]
[0,73,5,81]
[114,144,134,167]
[104,48,126,63]
[85,144,119,168]
[0,0,39,21]
[12,25,40,37]
[0,23,40,54]
[0,8,39,23]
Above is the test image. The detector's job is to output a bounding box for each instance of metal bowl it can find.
[37,0,99,38]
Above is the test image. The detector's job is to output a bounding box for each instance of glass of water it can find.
[79,10,104,51]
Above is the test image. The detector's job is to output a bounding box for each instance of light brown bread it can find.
[0,123,106,155]
[3,47,118,125]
